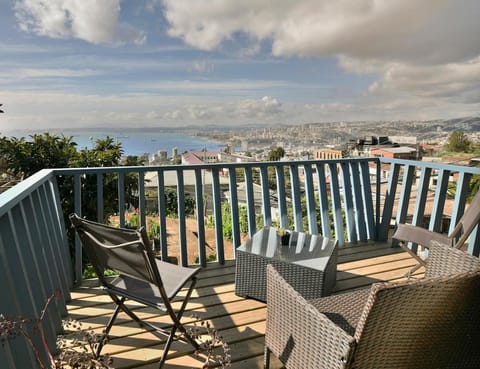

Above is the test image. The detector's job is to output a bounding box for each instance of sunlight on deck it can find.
[68,243,419,369]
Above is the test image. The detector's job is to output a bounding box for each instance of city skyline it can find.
[1,0,480,132]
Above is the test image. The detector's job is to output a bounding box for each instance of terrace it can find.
[1,157,479,368]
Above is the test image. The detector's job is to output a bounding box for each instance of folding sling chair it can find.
[393,189,480,276]
[70,214,200,368]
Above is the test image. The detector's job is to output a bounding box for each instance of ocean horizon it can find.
[3,128,226,158]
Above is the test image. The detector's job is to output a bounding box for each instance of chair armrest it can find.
[393,223,452,248]
[266,265,355,369]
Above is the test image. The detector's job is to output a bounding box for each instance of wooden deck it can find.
[67,243,421,369]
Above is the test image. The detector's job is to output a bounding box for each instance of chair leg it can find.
[264,346,271,369]
[96,297,124,357]
[168,279,200,350]
[157,326,178,368]
[400,242,427,277]
[158,279,200,368]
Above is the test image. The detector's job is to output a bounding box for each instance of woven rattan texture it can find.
[266,264,354,369]
[265,243,480,369]
[235,242,337,302]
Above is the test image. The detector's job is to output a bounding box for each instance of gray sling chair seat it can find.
[69,214,200,368]
[264,242,480,369]
[393,189,480,276]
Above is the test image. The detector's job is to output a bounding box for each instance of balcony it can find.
[1,157,479,368]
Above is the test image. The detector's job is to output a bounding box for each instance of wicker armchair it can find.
[264,243,480,369]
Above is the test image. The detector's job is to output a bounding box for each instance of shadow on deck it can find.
[67,243,419,369]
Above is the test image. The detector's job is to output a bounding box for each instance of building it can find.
[312,148,345,160]
[181,151,219,165]
[370,147,418,160]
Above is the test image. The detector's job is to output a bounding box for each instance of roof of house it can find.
[371,146,417,154]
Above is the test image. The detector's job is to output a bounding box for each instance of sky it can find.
[1,0,480,132]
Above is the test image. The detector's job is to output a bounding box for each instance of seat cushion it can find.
[310,288,370,336]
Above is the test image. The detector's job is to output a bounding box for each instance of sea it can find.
[3,128,226,158]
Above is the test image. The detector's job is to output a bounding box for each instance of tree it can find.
[71,137,125,222]
[267,146,285,161]
[0,133,77,179]
[446,131,472,153]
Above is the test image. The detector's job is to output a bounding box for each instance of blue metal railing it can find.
[54,157,480,275]
[54,158,381,273]
[378,158,480,255]
[1,157,480,369]
[0,169,73,369]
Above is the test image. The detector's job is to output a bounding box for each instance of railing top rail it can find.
[0,168,55,217]
[379,157,480,174]
[53,157,381,176]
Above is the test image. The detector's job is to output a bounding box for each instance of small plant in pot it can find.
[277,228,291,245]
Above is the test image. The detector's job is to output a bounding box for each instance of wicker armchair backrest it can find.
[351,270,480,369]
[425,241,480,278]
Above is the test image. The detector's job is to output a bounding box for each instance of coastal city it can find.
[2,1,480,368]
[148,116,480,166]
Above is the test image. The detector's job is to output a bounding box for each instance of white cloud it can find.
[163,96,283,122]
[0,68,98,79]
[0,92,285,131]
[367,58,480,103]
[1,90,479,133]
[163,0,480,64]
[14,0,145,45]
[189,60,214,73]
[162,0,480,108]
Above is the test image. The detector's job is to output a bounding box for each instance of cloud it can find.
[189,60,214,73]
[14,0,146,45]
[0,91,286,132]
[366,58,480,103]
[1,68,98,79]
[1,90,479,133]
[163,96,283,122]
[163,0,480,64]
[162,0,480,106]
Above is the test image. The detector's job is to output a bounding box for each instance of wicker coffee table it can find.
[235,226,338,302]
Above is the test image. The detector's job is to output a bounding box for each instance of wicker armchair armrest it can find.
[266,265,356,369]
[393,223,451,248]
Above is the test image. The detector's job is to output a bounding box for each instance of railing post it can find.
[303,163,318,235]
[228,168,241,248]
[244,166,256,237]
[328,162,344,246]
[74,174,82,283]
[176,169,188,266]
[340,162,356,242]
[275,165,288,230]
[211,168,225,264]
[118,172,125,227]
[156,170,168,261]
[259,165,272,227]
[96,173,103,222]
[429,169,450,232]
[290,164,303,232]
[194,168,207,266]
[378,162,400,241]
[138,171,146,228]
[315,163,331,238]
[393,165,415,246]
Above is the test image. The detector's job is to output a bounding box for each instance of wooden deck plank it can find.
[67,244,415,368]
